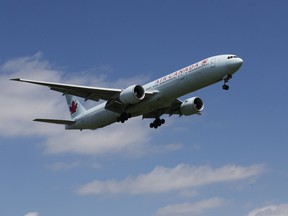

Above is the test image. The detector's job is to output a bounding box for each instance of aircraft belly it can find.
[126,91,175,116]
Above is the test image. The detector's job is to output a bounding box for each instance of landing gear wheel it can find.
[150,118,165,129]
[156,119,161,126]
[117,112,131,123]
[222,74,232,91]
[222,84,229,90]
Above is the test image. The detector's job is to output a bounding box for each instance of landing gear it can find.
[222,74,232,90]
[117,113,131,123]
[149,118,165,129]
[222,84,229,90]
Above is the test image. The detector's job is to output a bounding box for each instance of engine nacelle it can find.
[180,97,204,116]
[119,85,145,104]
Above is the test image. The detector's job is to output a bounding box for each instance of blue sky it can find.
[1,1,288,216]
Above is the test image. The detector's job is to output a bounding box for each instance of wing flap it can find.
[34,118,76,125]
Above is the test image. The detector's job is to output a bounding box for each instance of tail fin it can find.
[65,94,86,119]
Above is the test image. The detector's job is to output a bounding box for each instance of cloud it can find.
[77,163,264,195]
[0,53,165,156]
[24,212,38,216]
[42,117,152,155]
[0,53,64,137]
[247,204,288,216]
[155,197,226,216]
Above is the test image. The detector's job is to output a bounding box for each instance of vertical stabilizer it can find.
[65,95,86,119]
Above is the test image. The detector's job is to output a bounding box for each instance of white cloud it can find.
[155,197,226,216]
[0,53,64,136]
[43,117,151,155]
[77,163,264,195]
[24,212,38,216]
[0,53,165,156]
[247,204,288,216]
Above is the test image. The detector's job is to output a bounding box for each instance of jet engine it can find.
[119,85,145,104]
[180,97,204,116]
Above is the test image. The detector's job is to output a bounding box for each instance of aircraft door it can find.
[210,58,216,68]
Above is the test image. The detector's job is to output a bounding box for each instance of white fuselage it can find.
[66,54,243,130]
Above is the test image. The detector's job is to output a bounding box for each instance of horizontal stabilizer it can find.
[33,118,75,125]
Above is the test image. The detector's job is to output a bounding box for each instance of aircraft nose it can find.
[235,57,243,68]
[227,56,243,71]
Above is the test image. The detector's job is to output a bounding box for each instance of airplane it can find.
[11,54,243,130]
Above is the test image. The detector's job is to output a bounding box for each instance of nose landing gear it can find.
[150,117,165,129]
[222,84,229,90]
[222,74,232,90]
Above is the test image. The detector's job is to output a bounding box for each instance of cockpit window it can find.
[227,55,238,59]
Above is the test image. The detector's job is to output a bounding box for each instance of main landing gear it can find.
[222,74,232,90]
[150,117,165,129]
[117,113,131,123]
[117,113,166,129]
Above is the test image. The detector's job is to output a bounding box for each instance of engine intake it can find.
[119,85,145,104]
[180,97,204,116]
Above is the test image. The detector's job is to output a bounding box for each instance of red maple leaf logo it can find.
[69,100,78,114]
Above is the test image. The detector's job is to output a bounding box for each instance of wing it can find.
[11,78,156,114]
[11,78,121,101]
